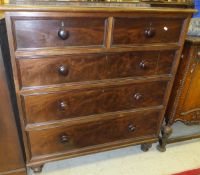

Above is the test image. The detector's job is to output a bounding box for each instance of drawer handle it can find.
[58,65,69,76]
[58,21,69,40]
[60,134,69,144]
[58,29,69,40]
[134,93,142,100]
[59,101,68,110]
[144,27,155,38]
[139,60,148,69]
[128,124,136,132]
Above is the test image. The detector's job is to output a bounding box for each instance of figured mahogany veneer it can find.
[3,7,195,172]
[17,51,175,88]
[28,109,161,158]
[22,80,167,124]
[112,17,183,46]
[14,17,106,49]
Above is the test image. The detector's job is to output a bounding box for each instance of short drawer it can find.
[112,17,183,45]
[17,51,175,87]
[22,80,167,124]
[28,109,161,157]
[13,17,106,49]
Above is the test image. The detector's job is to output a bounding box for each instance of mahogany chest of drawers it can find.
[3,5,195,173]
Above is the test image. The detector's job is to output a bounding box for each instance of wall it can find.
[194,0,200,17]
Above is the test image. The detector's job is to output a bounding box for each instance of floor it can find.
[29,122,200,175]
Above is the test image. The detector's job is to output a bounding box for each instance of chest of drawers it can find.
[3,5,195,173]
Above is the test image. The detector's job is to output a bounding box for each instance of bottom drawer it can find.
[28,109,161,158]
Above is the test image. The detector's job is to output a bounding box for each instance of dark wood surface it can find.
[3,7,194,171]
[28,108,161,158]
[22,80,167,124]
[112,17,183,45]
[17,51,175,88]
[14,17,106,49]
[0,20,26,175]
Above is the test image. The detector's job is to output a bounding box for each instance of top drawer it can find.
[112,17,183,46]
[13,17,107,49]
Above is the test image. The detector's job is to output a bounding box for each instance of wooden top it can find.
[0,0,197,13]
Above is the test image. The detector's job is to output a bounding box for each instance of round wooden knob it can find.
[128,124,136,132]
[58,65,69,76]
[134,93,142,100]
[139,60,148,69]
[60,134,69,144]
[58,29,69,40]
[144,28,155,38]
[59,101,68,110]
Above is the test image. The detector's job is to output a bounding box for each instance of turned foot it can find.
[31,165,44,174]
[157,125,173,152]
[141,143,152,152]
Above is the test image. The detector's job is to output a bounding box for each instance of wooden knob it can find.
[58,29,69,40]
[139,60,148,69]
[60,134,69,144]
[59,101,68,110]
[134,93,142,100]
[128,124,136,132]
[58,65,68,76]
[144,28,155,38]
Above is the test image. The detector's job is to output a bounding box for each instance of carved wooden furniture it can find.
[1,3,195,173]
[157,36,200,151]
[0,19,26,175]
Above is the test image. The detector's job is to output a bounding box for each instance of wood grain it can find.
[14,17,106,49]
[28,108,161,158]
[22,80,167,124]
[3,8,195,170]
[167,38,200,125]
[112,17,183,45]
[17,51,175,88]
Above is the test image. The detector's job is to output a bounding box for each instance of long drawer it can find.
[22,80,167,124]
[112,17,183,46]
[13,17,107,49]
[17,51,175,88]
[28,108,161,158]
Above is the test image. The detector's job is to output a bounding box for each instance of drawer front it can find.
[112,17,183,45]
[22,81,167,124]
[14,17,106,49]
[28,109,161,157]
[18,51,175,87]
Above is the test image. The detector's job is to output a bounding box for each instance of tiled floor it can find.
[29,122,200,175]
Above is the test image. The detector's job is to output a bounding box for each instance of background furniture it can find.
[1,2,195,173]
[0,19,26,175]
[157,36,200,151]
